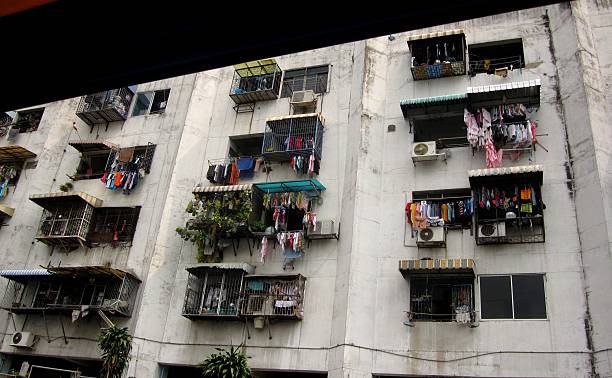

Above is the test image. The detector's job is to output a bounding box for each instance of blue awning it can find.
[0,269,51,278]
[253,179,326,195]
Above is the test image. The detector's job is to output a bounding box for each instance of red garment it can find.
[114,172,123,187]
[230,163,239,184]
[405,202,412,224]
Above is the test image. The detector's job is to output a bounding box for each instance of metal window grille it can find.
[87,207,141,244]
[13,108,44,133]
[183,269,244,317]
[410,277,473,322]
[281,67,328,98]
[240,276,305,318]
[1,275,139,317]
[230,63,282,104]
[262,115,324,161]
[37,202,94,241]
[76,88,134,125]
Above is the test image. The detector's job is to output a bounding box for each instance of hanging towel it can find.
[238,158,255,178]
[118,147,135,163]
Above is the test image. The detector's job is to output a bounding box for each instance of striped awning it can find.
[407,28,464,42]
[468,164,543,185]
[467,79,541,107]
[30,191,103,209]
[0,269,51,278]
[399,258,475,275]
[0,145,36,163]
[400,93,467,118]
[266,112,325,125]
[192,184,252,194]
[186,263,255,274]
[0,205,14,217]
[68,140,117,153]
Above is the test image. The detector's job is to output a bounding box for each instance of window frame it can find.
[281,65,330,98]
[87,206,142,245]
[131,89,170,117]
[468,38,526,75]
[479,273,548,321]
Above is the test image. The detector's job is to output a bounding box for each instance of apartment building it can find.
[0,1,610,377]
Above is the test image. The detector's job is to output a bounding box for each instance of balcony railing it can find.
[469,55,523,75]
[240,274,306,319]
[0,267,140,317]
[411,61,466,80]
[262,113,324,162]
[476,216,545,245]
[76,88,134,126]
[229,60,282,105]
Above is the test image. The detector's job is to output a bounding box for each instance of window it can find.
[13,108,44,133]
[410,275,474,321]
[480,274,546,319]
[413,113,467,148]
[469,39,525,75]
[281,65,329,98]
[131,89,170,116]
[228,134,264,157]
[75,150,111,180]
[87,207,141,244]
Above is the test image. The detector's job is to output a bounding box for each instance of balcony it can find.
[182,263,254,319]
[76,88,134,126]
[262,113,324,162]
[408,29,466,81]
[469,165,545,245]
[240,274,306,320]
[399,258,477,326]
[30,191,103,249]
[229,60,282,105]
[0,266,140,317]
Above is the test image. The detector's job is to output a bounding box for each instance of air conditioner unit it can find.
[290,90,316,109]
[307,220,337,238]
[416,226,446,247]
[478,222,506,239]
[411,141,441,162]
[10,331,35,348]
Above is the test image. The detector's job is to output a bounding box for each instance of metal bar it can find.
[58,314,67,344]
[42,310,50,343]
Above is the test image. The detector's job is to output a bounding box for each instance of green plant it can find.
[99,325,133,378]
[177,190,252,262]
[200,344,251,378]
[249,220,266,233]
[59,182,73,192]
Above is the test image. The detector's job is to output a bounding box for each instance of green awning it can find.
[400,93,467,118]
[253,179,325,195]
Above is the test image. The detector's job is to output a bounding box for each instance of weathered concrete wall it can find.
[0,1,610,377]
[0,74,196,362]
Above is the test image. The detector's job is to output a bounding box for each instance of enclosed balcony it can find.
[469,165,545,245]
[240,274,306,320]
[182,263,254,319]
[76,87,134,126]
[262,113,324,162]
[408,29,466,80]
[229,59,282,105]
[0,266,140,317]
[30,192,103,249]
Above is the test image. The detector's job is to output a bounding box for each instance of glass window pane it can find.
[132,92,153,116]
[480,276,513,319]
[284,69,305,79]
[512,275,546,319]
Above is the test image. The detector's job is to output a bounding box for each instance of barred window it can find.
[281,65,329,98]
[88,207,141,244]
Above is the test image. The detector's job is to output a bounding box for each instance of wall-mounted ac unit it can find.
[416,226,445,247]
[290,90,316,110]
[411,141,442,162]
[478,222,506,239]
[10,331,35,348]
[307,220,338,239]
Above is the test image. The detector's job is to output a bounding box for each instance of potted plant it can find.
[200,344,251,378]
[98,325,133,378]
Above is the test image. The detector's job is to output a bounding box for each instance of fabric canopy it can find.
[30,191,103,209]
[399,258,475,275]
[407,28,464,42]
[253,179,325,195]
[468,164,543,186]
[192,184,252,194]
[0,145,36,163]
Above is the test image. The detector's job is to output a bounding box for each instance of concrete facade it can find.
[0,2,611,377]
